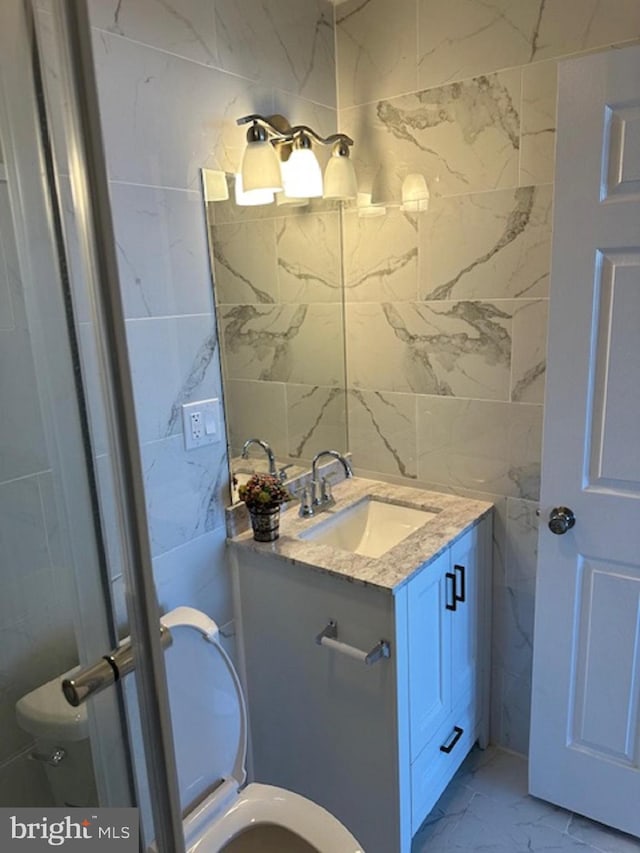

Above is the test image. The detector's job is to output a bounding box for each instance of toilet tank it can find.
[15,668,98,808]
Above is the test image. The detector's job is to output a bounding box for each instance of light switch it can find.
[182,398,221,450]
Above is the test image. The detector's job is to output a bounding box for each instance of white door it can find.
[529,44,640,837]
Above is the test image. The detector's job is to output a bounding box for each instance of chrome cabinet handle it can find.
[548,506,576,535]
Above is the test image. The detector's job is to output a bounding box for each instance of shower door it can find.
[0,2,184,849]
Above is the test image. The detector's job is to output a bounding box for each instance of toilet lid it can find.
[160,608,247,812]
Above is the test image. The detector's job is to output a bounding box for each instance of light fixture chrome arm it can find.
[236,113,353,148]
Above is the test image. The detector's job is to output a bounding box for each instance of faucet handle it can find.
[299,486,314,517]
[320,475,336,507]
[278,463,295,482]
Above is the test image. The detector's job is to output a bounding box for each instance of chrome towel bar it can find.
[315,620,390,666]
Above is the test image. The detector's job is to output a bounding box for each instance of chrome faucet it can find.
[241,438,277,478]
[300,450,353,517]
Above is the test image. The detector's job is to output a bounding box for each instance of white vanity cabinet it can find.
[407,528,483,833]
[231,514,491,853]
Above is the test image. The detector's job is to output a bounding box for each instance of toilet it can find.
[15,668,98,807]
[158,606,363,853]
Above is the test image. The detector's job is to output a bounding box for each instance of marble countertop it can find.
[228,477,492,592]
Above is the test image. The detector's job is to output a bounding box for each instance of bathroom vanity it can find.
[228,479,492,853]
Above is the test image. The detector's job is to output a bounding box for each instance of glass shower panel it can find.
[0,6,185,851]
[0,13,132,812]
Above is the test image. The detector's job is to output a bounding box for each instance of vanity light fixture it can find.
[235,113,356,205]
[284,131,324,198]
[234,173,275,206]
[324,140,358,200]
[401,173,429,212]
[276,160,309,207]
[240,121,283,192]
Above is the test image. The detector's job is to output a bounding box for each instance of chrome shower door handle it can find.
[62,625,172,707]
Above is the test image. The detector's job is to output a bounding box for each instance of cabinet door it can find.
[449,527,478,709]
[408,550,450,760]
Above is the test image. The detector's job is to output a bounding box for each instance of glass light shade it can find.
[276,159,309,206]
[234,173,274,206]
[401,173,429,212]
[323,153,357,200]
[202,169,229,202]
[283,147,323,198]
[240,139,283,192]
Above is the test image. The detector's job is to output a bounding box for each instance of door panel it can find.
[408,551,449,759]
[529,43,640,838]
[569,558,640,764]
[588,251,640,488]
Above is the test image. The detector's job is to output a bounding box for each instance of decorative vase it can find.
[248,505,281,542]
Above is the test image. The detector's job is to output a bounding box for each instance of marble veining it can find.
[379,76,519,153]
[213,241,276,305]
[416,397,542,501]
[421,186,552,302]
[520,61,558,186]
[336,0,418,107]
[276,214,341,303]
[513,361,545,402]
[222,303,309,381]
[229,476,492,591]
[507,462,540,502]
[215,0,335,106]
[529,1,549,67]
[424,188,535,300]
[143,436,226,557]
[412,746,640,852]
[344,209,418,302]
[349,389,417,479]
[342,68,521,202]
[221,302,344,386]
[166,329,219,436]
[417,0,536,90]
[347,300,514,400]
[288,386,345,459]
[90,0,218,66]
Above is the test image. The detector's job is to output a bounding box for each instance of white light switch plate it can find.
[182,398,221,450]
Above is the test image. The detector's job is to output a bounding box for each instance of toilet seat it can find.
[158,608,363,853]
[185,782,363,852]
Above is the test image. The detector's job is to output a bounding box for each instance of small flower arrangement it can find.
[238,472,292,511]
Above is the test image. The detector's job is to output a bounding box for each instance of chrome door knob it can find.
[548,506,576,535]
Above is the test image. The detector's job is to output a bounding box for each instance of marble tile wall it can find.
[208,190,348,467]
[83,0,337,651]
[337,0,640,754]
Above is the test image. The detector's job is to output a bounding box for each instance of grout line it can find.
[91,25,337,111]
[0,468,53,489]
[338,37,640,110]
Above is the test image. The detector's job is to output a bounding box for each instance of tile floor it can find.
[412,747,639,852]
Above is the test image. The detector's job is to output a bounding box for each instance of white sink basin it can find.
[299,497,439,558]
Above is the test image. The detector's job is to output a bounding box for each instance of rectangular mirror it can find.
[202,170,348,504]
